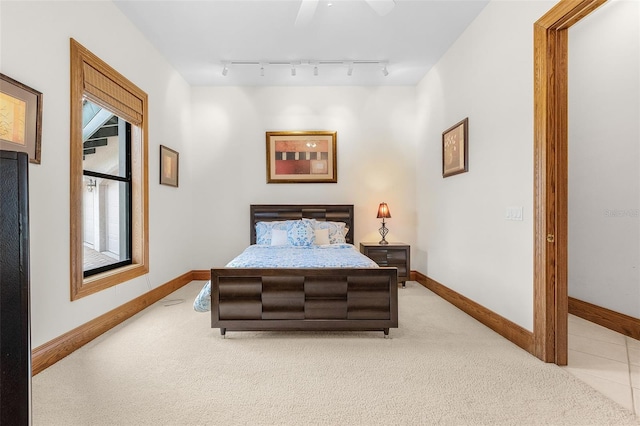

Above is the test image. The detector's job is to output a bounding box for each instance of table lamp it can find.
[377,202,391,245]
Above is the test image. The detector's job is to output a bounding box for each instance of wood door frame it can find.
[533,0,607,365]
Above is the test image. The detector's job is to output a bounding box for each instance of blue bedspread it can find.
[193,244,378,312]
[227,244,378,268]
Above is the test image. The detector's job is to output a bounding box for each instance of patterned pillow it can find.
[255,220,289,245]
[287,219,316,246]
[315,221,347,244]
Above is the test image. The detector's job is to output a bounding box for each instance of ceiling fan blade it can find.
[295,0,319,27]
[364,0,395,16]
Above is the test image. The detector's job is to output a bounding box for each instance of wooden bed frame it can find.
[210,204,399,336]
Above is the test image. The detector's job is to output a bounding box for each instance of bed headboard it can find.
[250,204,354,245]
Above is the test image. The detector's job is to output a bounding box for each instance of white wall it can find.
[568,0,640,318]
[0,1,194,347]
[415,0,555,331]
[189,86,417,267]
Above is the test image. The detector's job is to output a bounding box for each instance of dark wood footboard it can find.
[210,268,398,336]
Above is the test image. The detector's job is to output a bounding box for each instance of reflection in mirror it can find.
[82,99,132,275]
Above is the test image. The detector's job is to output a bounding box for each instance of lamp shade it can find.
[377,202,391,219]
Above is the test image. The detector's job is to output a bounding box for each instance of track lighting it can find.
[219,60,391,77]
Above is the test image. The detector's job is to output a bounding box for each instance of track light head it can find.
[314,65,318,76]
[347,62,353,76]
[382,65,389,76]
[291,64,296,76]
[222,65,228,76]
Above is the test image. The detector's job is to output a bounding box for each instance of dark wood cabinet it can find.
[360,242,410,287]
[0,151,31,425]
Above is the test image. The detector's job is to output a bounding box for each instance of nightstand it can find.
[360,242,410,288]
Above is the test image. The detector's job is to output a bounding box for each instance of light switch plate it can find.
[505,206,523,221]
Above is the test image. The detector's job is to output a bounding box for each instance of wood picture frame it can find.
[266,130,337,183]
[159,145,179,187]
[442,117,468,178]
[0,73,43,164]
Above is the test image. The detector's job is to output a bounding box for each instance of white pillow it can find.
[315,221,347,244]
[314,228,330,245]
[271,229,289,246]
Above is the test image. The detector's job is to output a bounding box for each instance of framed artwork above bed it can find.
[266,130,337,183]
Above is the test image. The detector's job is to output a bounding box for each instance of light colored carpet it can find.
[33,281,639,425]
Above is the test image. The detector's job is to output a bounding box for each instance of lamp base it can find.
[378,222,389,245]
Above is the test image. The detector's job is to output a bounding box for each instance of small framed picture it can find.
[159,145,179,187]
[0,73,43,164]
[266,130,337,183]
[442,118,468,178]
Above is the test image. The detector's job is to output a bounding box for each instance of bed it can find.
[194,204,398,336]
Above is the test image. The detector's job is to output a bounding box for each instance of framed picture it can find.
[266,130,337,183]
[159,145,179,187]
[0,73,43,164]
[442,117,468,178]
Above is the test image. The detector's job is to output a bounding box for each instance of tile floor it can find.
[83,245,119,270]
[564,314,639,416]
